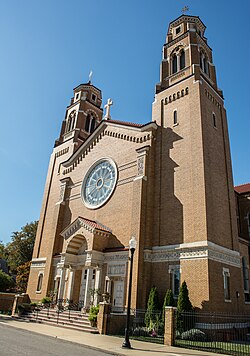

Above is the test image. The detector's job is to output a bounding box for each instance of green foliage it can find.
[0,241,7,260]
[162,289,175,321]
[176,281,193,332]
[177,281,192,313]
[16,261,31,293]
[88,304,99,323]
[41,296,51,304]
[144,286,161,328]
[5,221,38,274]
[181,329,207,341]
[0,270,14,291]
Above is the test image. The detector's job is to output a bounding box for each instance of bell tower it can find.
[55,81,103,151]
[152,15,241,310]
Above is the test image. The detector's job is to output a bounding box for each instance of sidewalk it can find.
[0,315,228,356]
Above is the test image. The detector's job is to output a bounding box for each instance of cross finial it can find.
[104,98,113,120]
[89,70,93,83]
[182,5,189,14]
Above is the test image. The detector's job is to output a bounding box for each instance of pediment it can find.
[61,120,157,175]
[60,216,112,240]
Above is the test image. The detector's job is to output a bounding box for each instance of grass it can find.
[175,339,250,355]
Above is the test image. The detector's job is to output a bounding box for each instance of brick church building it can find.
[27,15,250,313]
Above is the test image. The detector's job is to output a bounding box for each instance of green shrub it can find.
[145,286,161,328]
[17,303,32,312]
[88,305,99,323]
[176,281,193,332]
[162,289,175,321]
[41,296,51,304]
[181,328,207,341]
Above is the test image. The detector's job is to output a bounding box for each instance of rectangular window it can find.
[173,110,178,125]
[84,269,87,280]
[213,113,216,127]
[169,265,180,298]
[92,269,96,280]
[176,26,181,35]
[223,268,231,301]
[91,94,96,101]
[242,257,250,302]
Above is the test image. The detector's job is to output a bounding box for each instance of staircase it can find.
[18,308,99,333]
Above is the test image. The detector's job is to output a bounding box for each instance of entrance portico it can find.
[55,216,127,310]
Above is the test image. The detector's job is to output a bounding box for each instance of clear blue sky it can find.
[0,0,249,243]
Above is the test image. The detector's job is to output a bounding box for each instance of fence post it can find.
[97,302,111,334]
[164,306,176,346]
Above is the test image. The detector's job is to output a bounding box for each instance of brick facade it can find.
[27,15,250,313]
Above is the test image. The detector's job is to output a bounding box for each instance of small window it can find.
[84,269,87,280]
[173,110,178,125]
[36,273,43,292]
[242,257,249,293]
[92,270,96,280]
[169,266,180,298]
[176,26,181,35]
[223,268,231,301]
[91,94,96,102]
[213,113,216,127]
[75,93,79,100]
[90,118,96,133]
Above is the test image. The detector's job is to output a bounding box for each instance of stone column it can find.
[94,268,101,305]
[57,268,66,301]
[84,268,93,308]
[177,53,181,72]
[164,307,176,346]
[66,268,75,301]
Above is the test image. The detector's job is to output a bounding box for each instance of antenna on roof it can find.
[182,6,189,14]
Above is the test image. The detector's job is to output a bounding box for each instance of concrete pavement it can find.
[0,315,228,356]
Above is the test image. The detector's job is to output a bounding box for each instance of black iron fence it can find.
[109,307,164,344]
[174,311,250,356]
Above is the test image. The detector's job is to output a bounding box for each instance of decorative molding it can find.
[55,147,69,158]
[205,88,222,109]
[31,257,46,268]
[164,86,189,104]
[165,32,188,49]
[104,251,129,262]
[144,241,241,268]
[107,263,126,277]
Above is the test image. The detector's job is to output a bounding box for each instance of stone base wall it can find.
[0,292,16,312]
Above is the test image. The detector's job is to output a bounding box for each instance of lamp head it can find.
[129,236,137,251]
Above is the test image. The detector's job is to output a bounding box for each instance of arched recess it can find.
[170,45,186,74]
[66,234,88,255]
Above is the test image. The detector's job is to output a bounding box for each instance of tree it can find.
[176,281,193,332]
[5,221,38,274]
[0,270,14,292]
[0,240,7,260]
[162,289,175,321]
[16,261,31,293]
[145,286,161,328]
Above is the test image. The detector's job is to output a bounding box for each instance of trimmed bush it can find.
[145,286,161,328]
[181,328,207,341]
[88,305,99,324]
[41,296,51,304]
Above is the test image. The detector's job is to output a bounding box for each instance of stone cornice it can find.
[144,241,241,268]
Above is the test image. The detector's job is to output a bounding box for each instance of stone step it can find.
[20,310,98,334]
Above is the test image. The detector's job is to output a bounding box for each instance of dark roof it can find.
[106,119,145,128]
[168,15,206,30]
[234,183,250,194]
[73,81,101,92]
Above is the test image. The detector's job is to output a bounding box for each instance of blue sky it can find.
[0,0,249,243]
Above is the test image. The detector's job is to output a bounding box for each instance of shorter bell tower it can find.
[55,81,103,150]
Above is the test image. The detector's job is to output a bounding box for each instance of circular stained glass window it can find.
[81,158,118,209]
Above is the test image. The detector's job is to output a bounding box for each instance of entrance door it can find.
[112,281,124,312]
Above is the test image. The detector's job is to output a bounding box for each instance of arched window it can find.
[85,114,91,132]
[36,273,43,292]
[172,54,177,74]
[180,50,185,70]
[90,118,96,133]
[173,110,178,125]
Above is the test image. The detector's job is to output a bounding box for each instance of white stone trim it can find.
[31,257,46,268]
[104,250,129,263]
[144,241,241,268]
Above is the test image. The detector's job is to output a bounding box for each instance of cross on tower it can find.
[104,98,113,120]
[182,6,189,14]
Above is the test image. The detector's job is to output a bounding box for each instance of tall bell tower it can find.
[152,15,241,311]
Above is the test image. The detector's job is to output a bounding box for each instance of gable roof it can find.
[61,119,157,171]
[234,183,250,194]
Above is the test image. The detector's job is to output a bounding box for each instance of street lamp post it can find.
[122,236,137,349]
